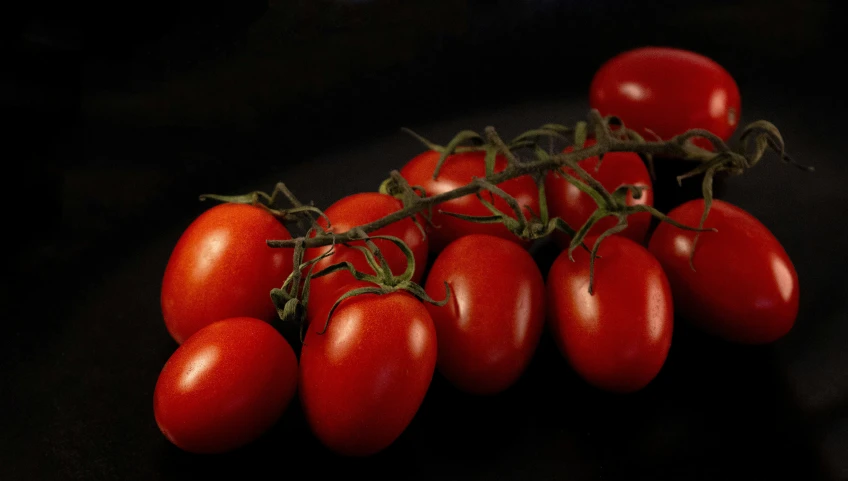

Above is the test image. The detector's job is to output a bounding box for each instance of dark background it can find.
[4,1,847,480]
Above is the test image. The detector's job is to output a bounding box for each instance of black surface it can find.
[5,1,847,480]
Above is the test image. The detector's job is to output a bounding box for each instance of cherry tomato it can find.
[153,317,298,454]
[161,203,293,344]
[299,282,437,456]
[545,139,653,248]
[648,199,799,344]
[399,150,540,252]
[590,46,741,149]
[423,234,545,395]
[304,192,428,317]
[546,235,673,393]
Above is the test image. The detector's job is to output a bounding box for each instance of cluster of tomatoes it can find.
[152,47,801,457]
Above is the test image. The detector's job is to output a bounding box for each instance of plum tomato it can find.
[153,317,298,454]
[298,282,437,456]
[590,46,741,149]
[161,203,294,344]
[648,199,799,344]
[303,192,428,319]
[399,150,539,252]
[423,234,545,395]
[546,235,673,393]
[545,138,653,248]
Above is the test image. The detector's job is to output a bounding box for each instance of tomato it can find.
[153,317,298,454]
[545,138,653,248]
[161,203,294,344]
[590,46,741,149]
[423,234,545,395]
[304,192,428,317]
[648,199,798,344]
[546,235,673,393]
[399,149,540,252]
[299,282,437,456]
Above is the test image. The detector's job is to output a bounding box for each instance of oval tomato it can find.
[545,139,653,247]
[546,235,673,393]
[590,46,741,148]
[161,203,294,344]
[299,283,437,456]
[399,150,539,252]
[153,317,298,454]
[423,234,545,395]
[304,192,428,316]
[648,199,798,344]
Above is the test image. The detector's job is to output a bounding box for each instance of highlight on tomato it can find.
[590,46,741,149]
[298,282,438,456]
[161,203,294,344]
[153,317,298,454]
[545,138,654,248]
[399,149,539,252]
[546,235,674,393]
[648,198,799,344]
[423,234,545,395]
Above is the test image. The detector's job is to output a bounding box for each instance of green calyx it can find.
[200,182,330,232]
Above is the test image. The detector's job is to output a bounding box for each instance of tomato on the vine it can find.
[546,235,673,393]
[161,203,293,344]
[303,192,428,315]
[590,46,741,149]
[299,282,437,456]
[648,199,799,344]
[399,150,539,252]
[153,317,298,454]
[545,139,653,247]
[423,234,545,395]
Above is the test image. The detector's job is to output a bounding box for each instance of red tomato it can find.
[399,150,539,252]
[304,192,428,317]
[545,139,653,247]
[161,203,293,344]
[648,199,799,344]
[590,46,741,149]
[153,317,298,454]
[423,234,545,395]
[299,282,437,456]
[546,235,673,393]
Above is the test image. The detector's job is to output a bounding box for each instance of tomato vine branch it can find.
[269,109,788,250]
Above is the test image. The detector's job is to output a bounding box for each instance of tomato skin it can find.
[423,234,545,395]
[299,283,437,456]
[648,199,799,344]
[153,317,298,454]
[546,235,673,393]
[161,203,293,344]
[545,139,653,247]
[590,47,741,148]
[399,150,539,252]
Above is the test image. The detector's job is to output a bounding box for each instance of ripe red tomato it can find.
[648,199,799,344]
[304,192,428,316]
[299,282,437,456]
[399,150,539,252]
[153,317,298,454]
[545,139,653,247]
[590,46,741,148]
[423,234,545,395]
[161,203,294,344]
[546,235,673,393]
